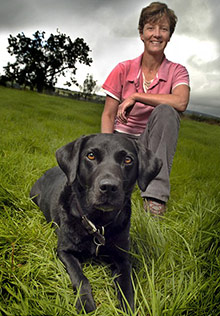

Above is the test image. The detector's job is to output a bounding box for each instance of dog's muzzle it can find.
[99,178,119,195]
[90,175,124,212]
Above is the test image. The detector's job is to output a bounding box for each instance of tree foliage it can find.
[4,30,92,92]
[80,73,97,95]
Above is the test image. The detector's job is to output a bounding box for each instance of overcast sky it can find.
[0,0,220,117]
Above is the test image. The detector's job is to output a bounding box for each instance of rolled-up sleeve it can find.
[102,63,125,101]
[172,64,190,91]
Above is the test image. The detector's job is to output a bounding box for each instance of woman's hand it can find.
[116,96,135,123]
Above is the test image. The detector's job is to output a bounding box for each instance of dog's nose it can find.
[99,179,118,194]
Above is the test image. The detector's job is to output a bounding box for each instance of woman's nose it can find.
[153,26,161,37]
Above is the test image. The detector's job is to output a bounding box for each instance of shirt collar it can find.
[127,53,143,82]
[127,53,170,82]
[158,57,170,81]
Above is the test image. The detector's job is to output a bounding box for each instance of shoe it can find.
[144,198,166,217]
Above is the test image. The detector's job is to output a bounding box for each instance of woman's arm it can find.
[117,84,190,123]
[133,85,190,111]
[101,96,120,133]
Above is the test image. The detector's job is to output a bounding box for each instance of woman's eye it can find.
[124,156,133,165]
[87,152,95,160]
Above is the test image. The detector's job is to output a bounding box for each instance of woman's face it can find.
[140,16,171,55]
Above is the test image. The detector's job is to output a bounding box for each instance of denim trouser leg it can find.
[139,104,180,202]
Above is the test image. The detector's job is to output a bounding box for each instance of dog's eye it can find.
[87,152,96,160]
[124,156,133,164]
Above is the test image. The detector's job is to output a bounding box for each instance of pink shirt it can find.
[102,53,190,135]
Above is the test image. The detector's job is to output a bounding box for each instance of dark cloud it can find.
[169,0,220,58]
[0,0,140,32]
[0,0,33,31]
[208,0,220,47]
[1,0,219,48]
[0,0,87,31]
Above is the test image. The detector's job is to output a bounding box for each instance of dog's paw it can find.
[76,295,96,313]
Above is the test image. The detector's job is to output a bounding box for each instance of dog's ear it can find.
[55,135,87,184]
[136,141,162,192]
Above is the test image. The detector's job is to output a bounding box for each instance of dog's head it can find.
[56,134,162,212]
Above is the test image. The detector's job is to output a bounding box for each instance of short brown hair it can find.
[138,2,177,37]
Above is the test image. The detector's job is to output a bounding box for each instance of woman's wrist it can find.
[131,92,154,106]
[130,93,138,102]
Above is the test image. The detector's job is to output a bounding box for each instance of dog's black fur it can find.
[30,133,162,313]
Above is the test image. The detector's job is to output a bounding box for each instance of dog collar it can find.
[75,197,105,256]
[81,215,105,256]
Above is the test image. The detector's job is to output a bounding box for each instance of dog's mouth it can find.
[88,187,125,212]
[94,203,116,212]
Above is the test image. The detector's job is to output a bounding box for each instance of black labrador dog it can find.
[30,133,162,313]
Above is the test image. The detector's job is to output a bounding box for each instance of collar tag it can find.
[82,215,97,234]
[81,215,106,256]
[93,227,105,256]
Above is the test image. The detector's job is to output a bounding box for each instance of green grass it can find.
[0,86,220,315]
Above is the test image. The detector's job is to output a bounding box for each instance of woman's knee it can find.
[151,104,180,125]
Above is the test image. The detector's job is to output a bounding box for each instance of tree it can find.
[80,73,97,95]
[4,30,92,92]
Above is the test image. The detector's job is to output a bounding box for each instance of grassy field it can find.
[0,86,220,316]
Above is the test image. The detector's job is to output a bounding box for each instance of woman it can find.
[101,2,190,216]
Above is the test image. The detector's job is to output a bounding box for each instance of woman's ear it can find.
[139,31,144,42]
